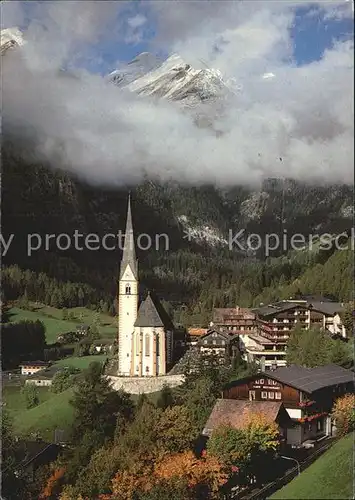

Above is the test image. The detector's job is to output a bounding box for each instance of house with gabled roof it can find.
[222,364,354,447]
[202,399,292,442]
[197,328,239,364]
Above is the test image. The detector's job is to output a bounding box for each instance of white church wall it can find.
[118,264,138,375]
[108,374,185,394]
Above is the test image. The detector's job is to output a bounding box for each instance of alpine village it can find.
[1,9,355,500]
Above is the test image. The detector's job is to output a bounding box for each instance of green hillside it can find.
[271,433,354,499]
[55,354,108,369]
[8,304,117,343]
[12,387,75,441]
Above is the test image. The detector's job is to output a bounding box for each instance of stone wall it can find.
[107,374,185,394]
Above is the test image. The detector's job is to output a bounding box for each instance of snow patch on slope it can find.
[109,52,231,108]
[1,27,25,55]
[177,215,228,246]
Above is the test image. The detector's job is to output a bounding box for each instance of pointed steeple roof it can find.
[120,193,138,280]
[134,292,174,329]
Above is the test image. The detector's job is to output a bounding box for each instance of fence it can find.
[225,438,334,500]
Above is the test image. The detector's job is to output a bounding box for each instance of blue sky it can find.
[4,0,354,74]
[291,4,354,65]
[88,3,354,74]
[3,1,353,188]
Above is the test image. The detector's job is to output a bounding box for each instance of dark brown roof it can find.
[252,302,301,317]
[248,334,273,345]
[198,329,235,343]
[264,364,354,394]
[213,307,256,321]
[202,399,285,437]
[307,301,344,315]
[19,361,49,367]
[253,299,344,318]
[134,292,174,329]
[224,364,354,395]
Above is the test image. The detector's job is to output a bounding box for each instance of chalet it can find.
[239,332,287,369]
[25,365,63,387]
[197,329,239,363]
[211,306,257,332]
[19,361,50,376]
[187,328,208,346]
[222,364,354,447]
[202,399,292,443]
[253,298,346,339]
[238,298,347,369]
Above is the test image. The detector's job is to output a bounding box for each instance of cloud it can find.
[1,1,25,29]
[128,14,147,29]
[2,1,354,188]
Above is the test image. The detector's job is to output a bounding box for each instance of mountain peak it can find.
[109,52,230,107]
[108,52,162,87]
[1,27,25,55]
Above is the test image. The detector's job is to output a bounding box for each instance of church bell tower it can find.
[118,194,138,375]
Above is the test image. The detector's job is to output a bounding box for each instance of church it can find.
[118,195,175,377]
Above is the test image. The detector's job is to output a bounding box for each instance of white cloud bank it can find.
[2,1,354,187]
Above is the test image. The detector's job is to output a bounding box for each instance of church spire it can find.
[120,193,138,279]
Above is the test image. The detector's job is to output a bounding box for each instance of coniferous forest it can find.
[2,140,353,326]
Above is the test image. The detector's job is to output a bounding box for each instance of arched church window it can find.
[156,334,160,356]
[136,333,140,355]
[145,334,150,356]
[125,284,131,295]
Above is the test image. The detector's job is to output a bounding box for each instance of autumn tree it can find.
[155,405,195,454]
[39,467,65,499]
[331,394,355,437]
[207,413,280,485]
[109,450,228,500]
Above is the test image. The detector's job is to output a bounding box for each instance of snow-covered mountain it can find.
[108,52,163,87]
[108,53,232,108]
[1,27,25,55]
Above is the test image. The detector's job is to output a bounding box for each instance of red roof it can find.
[188,328,208,337]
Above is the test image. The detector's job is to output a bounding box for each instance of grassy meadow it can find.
[8,303,117,344]
[54,354,108,369]
[271,433,354,499]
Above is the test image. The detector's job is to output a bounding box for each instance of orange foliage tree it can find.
[40,467,65,499]
[207,412,280,485]
[108,450,228,500]
[154,450,228,495]
[331,393,355,436]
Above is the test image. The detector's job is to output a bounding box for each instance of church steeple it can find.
[120,192,138,280]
